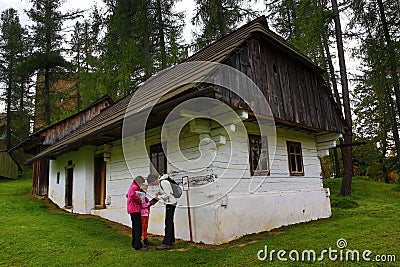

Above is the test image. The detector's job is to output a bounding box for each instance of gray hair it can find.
[134,176,145,184]
[147,174,159,184]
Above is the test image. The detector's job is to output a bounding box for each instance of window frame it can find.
[286,141,304,176]
[248,134,270,176]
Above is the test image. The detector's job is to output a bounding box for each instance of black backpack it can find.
[160,177,183,198]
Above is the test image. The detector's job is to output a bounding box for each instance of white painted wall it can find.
[50,123,333,244]
[49,146,96,214]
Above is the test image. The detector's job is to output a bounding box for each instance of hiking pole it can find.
[182,176,193,242]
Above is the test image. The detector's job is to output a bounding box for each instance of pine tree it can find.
[154,0,186,69]
[0,8,30,149]
[99,0,185,98]
[72,6,106,108]
[265,0,299,40]
[350,0,400,171]
[192,0,259,50]
[69,5,104,110]
[26,0,81,126]
[100,0,149,97]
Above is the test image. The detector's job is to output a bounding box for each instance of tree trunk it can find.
[333,147,341,178]
[386,87,400,168]
[339,137,347,178]
[76,48,81,111]
[5,66,13,150]
[44,1,52,125]
[215,0,228,36]
[156,0,167,69]
[331,0,353,196]
[140,0,152,79]
[322,28,341,106]
[44,67,51,125]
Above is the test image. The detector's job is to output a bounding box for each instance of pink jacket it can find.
[141,197,151,217]
[126,182,142,214]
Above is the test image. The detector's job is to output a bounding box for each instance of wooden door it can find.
[65,167,73,208]
[94,156,106,209]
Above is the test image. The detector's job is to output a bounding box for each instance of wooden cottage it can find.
[0,151,21,179]
[26,17,344,244]
[15,95,113,195]
[0,114,22,180]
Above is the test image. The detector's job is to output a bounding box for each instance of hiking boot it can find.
[156,244,171,250]
[143,238,154,246]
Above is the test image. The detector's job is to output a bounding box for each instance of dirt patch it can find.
[100,217,132,237]
[76,214,93,219]
[38,195,70,214]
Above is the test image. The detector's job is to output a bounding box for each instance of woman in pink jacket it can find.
[126,176,147,251]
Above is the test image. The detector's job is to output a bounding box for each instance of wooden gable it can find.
[16,95,113,155]
[222,37,343,133]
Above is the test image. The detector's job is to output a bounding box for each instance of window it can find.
[287,141,304,176]
[248,135,269,176]
[150,143,167,175]
[56,172,60,184]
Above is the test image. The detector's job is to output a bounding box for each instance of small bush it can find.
[331,197,359,209]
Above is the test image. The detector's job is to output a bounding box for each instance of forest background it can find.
[0,0,399,196]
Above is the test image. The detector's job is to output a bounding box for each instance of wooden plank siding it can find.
[32,159,49,195]
[222,37,343,133]
[42,100,112,146]
[0,151,19,179]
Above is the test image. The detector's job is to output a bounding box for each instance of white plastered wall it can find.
[48,146,96,214]
[47,120,333,244]
[92,124,332,244]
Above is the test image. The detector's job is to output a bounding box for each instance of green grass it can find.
[1,175,399,266]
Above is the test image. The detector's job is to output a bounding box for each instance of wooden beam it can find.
[190,119,210,134]
[335,141,366,148]
[316,133,342,143]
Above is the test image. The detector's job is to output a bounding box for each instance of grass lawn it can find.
[1,175,399,266]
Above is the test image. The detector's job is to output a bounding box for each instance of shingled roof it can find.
[186,16,323,73]
[27,16,338,163]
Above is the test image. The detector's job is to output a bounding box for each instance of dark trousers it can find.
[162,204,176,245]
[130,212,142,250]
